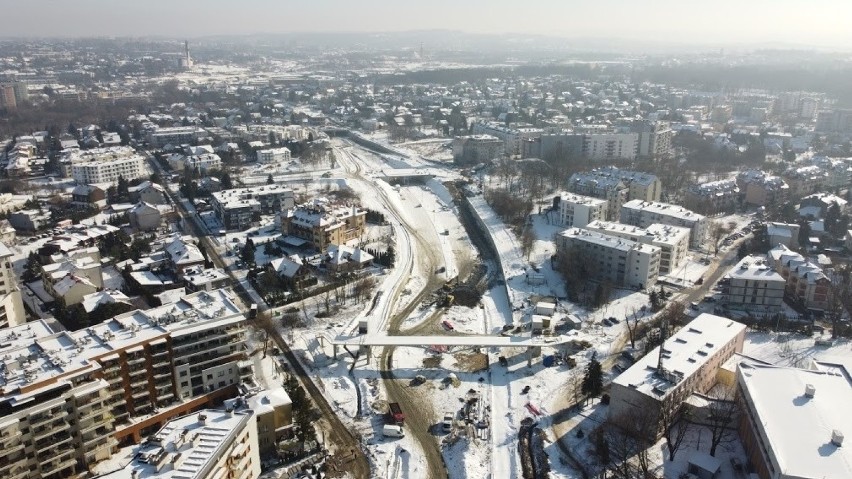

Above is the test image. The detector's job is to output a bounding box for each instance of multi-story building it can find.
[567,173,628,221]
[737,360,852,479]
[815,108,852,134]
[556,228,661,289]
[0,289,251,477]
[0,242,25,328]
[62,146,147,184]
[783,165,827,198]
[631,120,674,159]
[147,127,207,148]
[97,408,262,479]
[609,314,746,438]
[256,147,292,163]
[684,179,740,214]
[599,167,662,202]
[720,255,786,315]
[620,200,707,248]
[471,122,541,156]
[584,132,639,161]
[280,199,366,252]
[211,185,295,231]
[452,134,503,165]
[583,221,690,274]
[551,192,607,228]
[768,244,830,310]
[737,170,789,207]
[522,132,585,161]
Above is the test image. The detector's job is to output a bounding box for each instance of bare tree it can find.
[826,265,852,338]
[625,306,642,350]
[520,228,535,261]
[703,384,739,457]
[252,310,276,358]
[662,403,691,461]
[605,408,657,479]
[708,220,735,256]
[353,276,377,304]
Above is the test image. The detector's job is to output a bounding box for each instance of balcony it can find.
[33,421,70,442]
[40,454,76,477]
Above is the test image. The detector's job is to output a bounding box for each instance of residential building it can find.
[163,236,206,277]
[471,122,541,156]
[42,256,104,306]
[268,256,314,290]
[96,408,261,479]
[631,120,674,159]
[71,184,107,209]
[129,202,162,232]
[280,199,366,252]
[684,179,740,214]
[242,388,293,457]
[766,222,800,249]
[583,221,690,274]
[181,153,222,173]
[815,108,852,134]
[128,181,168,205]
[768,244,830,310]
[0,289,251,477]
[737,360,852,479]
[620,200,708,248]
[0,242,25,328]
[521,132,585,161]
[551,192,607,228]
[556,228,661,289]
[737,170,790,206]
[183,266,230,292]
[720,255,786,315]
[595,167,662,202]
[322,244,374,273]
[210,185,295,231]
[8,209,52,233]
[799,193,847,218]
[609,314,746,438]
[452,134,503,165]
[784,165,826,197]
[567,172,628,221]
[584,132,639,161]
[147,126,207,148]
[62,146,147,184]
[256,147,291,163]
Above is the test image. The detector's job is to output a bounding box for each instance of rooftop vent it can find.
[805,383,816,398]
[832,430,844,447]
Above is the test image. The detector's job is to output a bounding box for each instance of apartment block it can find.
[471,122,541,156]
[684,179,740,214]
[609,314,746,439]
[0,289,252,477]
[720,255,786,315]
[452,134,503,165]
[567,173,628,221]
[280,199,366,252]
[97,409,261,479]
[256,147,291,164]
[551,192,607,228]
[61,146,147,184]
[211,185,295,231]
[583,220,690,274]
[556,228,661,289]
[584,132,639,161]
[783,165,827,197]
[0,242,25,328]
[768,244,830,310]
[620,199,707,248]
[737,170,789,207]
[147,127,207,148]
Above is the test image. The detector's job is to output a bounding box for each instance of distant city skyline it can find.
[3,0,852,50]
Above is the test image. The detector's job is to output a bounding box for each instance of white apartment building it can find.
[98,409,261,479]
[0,289,252,477]
[583,221,690,274]
[567,173,629,221]
[147,127,207,148]
[556,228,661,289]
[0,242,24,328]
[182,153,222,173]
[471,122,541,156]
[609,314,746,438]
[211,185,295,231]
[620,199,708,248]
[452,134,503,165]
[552,192,607,228]
[737,361,852,479]
[256,147,291,163]
[63,146,147,184]
[584,132,639,161]
[721,255,786,315]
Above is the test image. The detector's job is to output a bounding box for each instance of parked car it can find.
[442,412,455,433]
[608,317,621,324]
[689,302,700,311]
[442,320,454,331]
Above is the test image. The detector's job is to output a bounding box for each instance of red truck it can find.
[387,402,405,424]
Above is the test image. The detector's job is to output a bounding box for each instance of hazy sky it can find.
[5,0,852,49]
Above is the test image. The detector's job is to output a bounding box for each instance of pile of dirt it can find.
[423,356,442,368]
[453,352,489,372]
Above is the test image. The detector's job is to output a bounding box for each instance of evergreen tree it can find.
[581,354,603,399]
[267,174,274,185]
[242,238,256,266]
[221,172,233,190]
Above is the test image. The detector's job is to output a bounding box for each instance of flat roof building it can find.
[210,185,295,231]
[620,199,707,248]
[551,192,607,228]
[609,314,746,438]
[721,255,786,315]
[556,227,661,289]
[583,220,690,274]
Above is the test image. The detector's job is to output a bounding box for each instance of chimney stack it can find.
[805,383,816,398]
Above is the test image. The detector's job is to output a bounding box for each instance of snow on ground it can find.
[743,330,852,367]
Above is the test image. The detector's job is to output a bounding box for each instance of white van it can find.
[382,424,405,438]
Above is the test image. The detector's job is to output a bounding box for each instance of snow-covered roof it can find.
[726,255,785,283]
[270,256,304,278]
[738,362,852,479]
[164,237,204,266]
[82,290,131,313]
[613,314,746,401]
